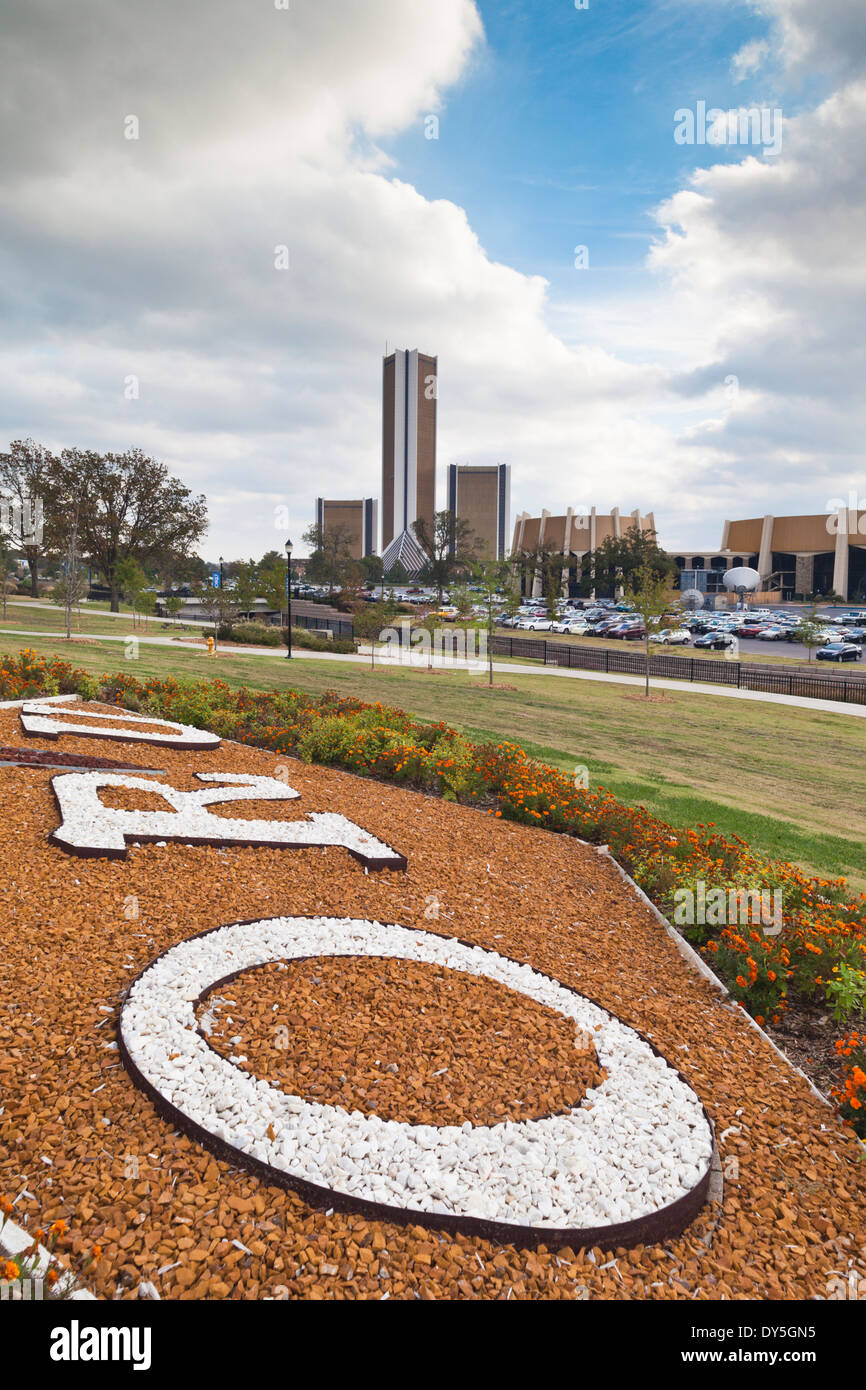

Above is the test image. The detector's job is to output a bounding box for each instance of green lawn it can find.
[2,630,864,892]
[0,599,150,636]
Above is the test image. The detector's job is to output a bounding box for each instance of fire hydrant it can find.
[206,635,215,657]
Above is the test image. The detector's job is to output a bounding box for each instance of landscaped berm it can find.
[0,656,864,1300]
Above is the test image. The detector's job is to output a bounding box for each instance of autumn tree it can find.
[56,448,207,611]
[0,438,58,597]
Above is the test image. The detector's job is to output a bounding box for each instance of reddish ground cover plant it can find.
[3,649,865,1137]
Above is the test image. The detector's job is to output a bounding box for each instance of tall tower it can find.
[381,349,437,552]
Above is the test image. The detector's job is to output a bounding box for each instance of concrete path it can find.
[3,626,866,720]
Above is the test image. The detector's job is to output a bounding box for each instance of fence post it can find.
[737,662,742,688]
[789,675,793,695]
[691,658,695,682]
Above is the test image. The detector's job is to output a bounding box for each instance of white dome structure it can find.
[723,566,762,594]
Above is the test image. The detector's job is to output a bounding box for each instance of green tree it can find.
[579,525,676,600]
[627,563,679,697]
[412,509,479,601]
[796,602,828,663]
[471,558,514,687]
[56,447,207,611]
[164,594,184,621]
[359,553,384,593]
[355,597,398,670]
[137,589,157,631]
[302,522,356,596]
[227,560,260,624]
[258,558,290,626]
[116,556,148,625]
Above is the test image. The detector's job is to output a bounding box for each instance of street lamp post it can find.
[285,539,293,659]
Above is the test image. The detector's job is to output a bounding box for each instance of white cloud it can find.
[731,39,770,81]
[1,0,864,559]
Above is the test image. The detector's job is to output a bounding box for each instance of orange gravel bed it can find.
[200,957,607,1126]
[0,703,864,1300]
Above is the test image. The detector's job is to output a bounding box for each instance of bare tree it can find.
[51,502,88,640]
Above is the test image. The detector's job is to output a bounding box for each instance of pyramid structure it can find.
[381,526,429,578]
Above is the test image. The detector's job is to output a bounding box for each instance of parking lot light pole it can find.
[285,539,293,659]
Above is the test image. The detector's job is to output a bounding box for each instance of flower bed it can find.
[0,677,864,1299]
[3,649,865,1137]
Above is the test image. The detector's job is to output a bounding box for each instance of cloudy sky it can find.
[2,0,864,559]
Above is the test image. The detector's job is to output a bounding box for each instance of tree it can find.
[628,563,679,697]
[116,557,148,626]
[515,540,566,612]
[259,549,285,572]
[155,549,209,591]
[355,597,398,671]
[471,558,514,687]
[227,560,260,623]
[258,558,290,626]
[384,559,408,587]
[796,602,827,663]
[56,447,207,611]
[137,589,157,631]
[412,510,479,601]
[0,522,13,620]
[193,578,240,650]
[579,525,676,600]
[51,502,87,640]
[359,553,384,593]
[164,594,184,622]
[0,438,57,597]
[302,522,356,596]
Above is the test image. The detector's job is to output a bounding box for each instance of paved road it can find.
[3,626,865,720]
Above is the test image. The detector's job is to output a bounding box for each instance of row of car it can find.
[682,611,865,659]
[496,603,864,661]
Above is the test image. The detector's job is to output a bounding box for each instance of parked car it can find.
[522,617,553,631]
[756,627,787,641]
[655,628,690,645]
[694,632,736,650]
[816,643,863,662]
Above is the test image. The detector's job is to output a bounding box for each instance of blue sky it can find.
[384,0,783,302]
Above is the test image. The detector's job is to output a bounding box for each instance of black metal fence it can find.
[291,613,355,639]
[489,636,866,707]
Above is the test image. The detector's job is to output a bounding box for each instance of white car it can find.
[656,628,690,645]
[523,617,554,631]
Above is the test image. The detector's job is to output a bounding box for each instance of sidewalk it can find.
[3,626,866,719]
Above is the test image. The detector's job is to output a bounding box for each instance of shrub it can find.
[217,623,281,647]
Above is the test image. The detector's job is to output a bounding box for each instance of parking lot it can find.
[496,600,866,668]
